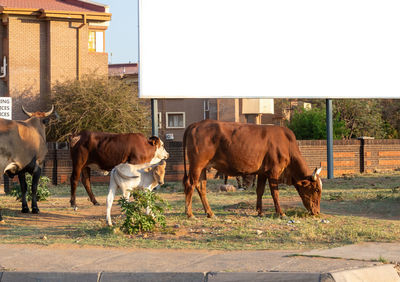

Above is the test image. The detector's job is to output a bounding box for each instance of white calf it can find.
[106,160,166,226]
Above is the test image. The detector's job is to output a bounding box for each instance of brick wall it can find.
[8,139,399,187]
[3,16,108,120]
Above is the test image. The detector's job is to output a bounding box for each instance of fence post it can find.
[359,137,365,173]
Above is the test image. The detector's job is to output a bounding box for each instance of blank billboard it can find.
[139,0,400,98]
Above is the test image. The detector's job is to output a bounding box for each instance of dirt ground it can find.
[0,196,116,228]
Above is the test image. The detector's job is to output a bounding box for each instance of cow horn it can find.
[312,167,322,181]
[21,105,33,117]
[43,105,55,117]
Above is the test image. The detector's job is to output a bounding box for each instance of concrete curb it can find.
[0,265,398,282]
[329,264,400,282]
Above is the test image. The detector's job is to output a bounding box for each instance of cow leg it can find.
[268,177,285,217]
[30,166,41,214]
[18,173,30,213]
[70,165,82,208]
[256,174,267,216]
[184,179,196,218]
[106,173,117,226]
[196,169,214,218]
[81,167,99,206]
[236,176,242,189]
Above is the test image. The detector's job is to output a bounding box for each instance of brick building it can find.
[0,0,111,119]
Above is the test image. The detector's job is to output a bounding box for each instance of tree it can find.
[287,107,348,140]
[48,75,151,142]
[379,99,400,139]
[333,99,386,139]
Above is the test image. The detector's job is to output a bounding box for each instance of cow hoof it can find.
[73,206,79,211]
[93,202,100,206]
[207,213,215,218]
[21,207,30,213]
[32,207,40,214]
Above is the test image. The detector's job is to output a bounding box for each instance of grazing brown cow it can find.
[183,120,322,218]
[69,130,169,209]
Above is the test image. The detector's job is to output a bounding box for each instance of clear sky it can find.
[99,0,138,64]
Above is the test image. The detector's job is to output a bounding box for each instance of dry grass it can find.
[0,173,399,250]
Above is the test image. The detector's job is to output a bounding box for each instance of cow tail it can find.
[182,128,190,192]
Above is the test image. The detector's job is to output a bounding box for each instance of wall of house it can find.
[4,139,398,189]
[7,16,48,119]
[0,23,8,97]
[158,99,217,141]
[3,16,108,120]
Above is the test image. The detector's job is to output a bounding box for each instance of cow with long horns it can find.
[0,105,55,221]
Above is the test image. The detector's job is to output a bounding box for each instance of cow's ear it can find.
[148,136,160,146]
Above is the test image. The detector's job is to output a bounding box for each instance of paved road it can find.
[0,243,398,273]
[0,243,399,281]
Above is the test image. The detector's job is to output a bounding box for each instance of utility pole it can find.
[151,99,158,137]
[326,99,334,179]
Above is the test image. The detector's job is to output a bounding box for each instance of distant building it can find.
[109,63,138,83]
[0,0,111,119]
[157,98,280,141]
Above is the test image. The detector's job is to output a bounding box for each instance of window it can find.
[88,30,104,52]
[166,112,185,128]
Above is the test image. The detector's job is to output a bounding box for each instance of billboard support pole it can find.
[151,99,158,137]
[326,99,334,179]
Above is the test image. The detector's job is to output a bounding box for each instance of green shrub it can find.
[118,190,170,235]
[287,107,348,140]
[10,174,51,201]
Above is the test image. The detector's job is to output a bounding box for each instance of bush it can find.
[287,107,348,140]
[118,190,169,235]
[48,75,151,142]
[10,174,51,201]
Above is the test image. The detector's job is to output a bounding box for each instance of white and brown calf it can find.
[106,160,166,226]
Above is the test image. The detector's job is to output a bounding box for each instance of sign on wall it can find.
[0,97,12,120]
[139,0,400,99]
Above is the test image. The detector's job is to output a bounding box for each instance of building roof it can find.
[109,63,138,77]
[0,0,108,13]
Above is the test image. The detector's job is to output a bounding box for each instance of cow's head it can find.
[148,136,169,163]
[294,167,323,215]
[153,160,166,186]
[22,105,56,125]
[144,160,167,190]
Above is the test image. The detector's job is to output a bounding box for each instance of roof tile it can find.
[0,0,107,13]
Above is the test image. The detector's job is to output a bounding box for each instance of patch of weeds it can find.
[10,174,51,201]
[284,208,310,218]
[119,190,170,235]
[376,193,388,200]
[377,256,388,263]
[391,187,399,194]
[329,192,344,201]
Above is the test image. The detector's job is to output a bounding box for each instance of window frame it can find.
[166,112,186,129]
[88,29,105,53]
[158,112,162,129]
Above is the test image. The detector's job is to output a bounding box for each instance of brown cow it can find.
[183,120,322,218]
[69,130,169,209]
